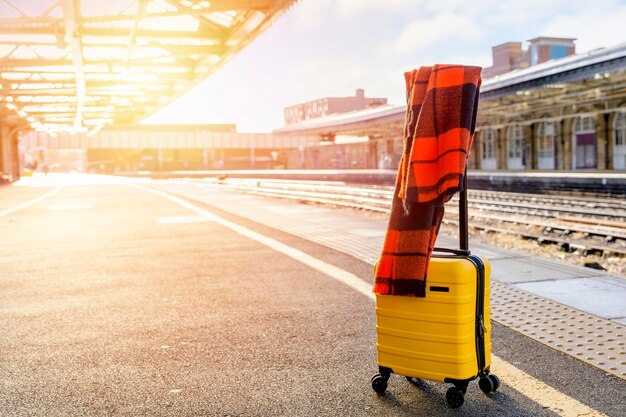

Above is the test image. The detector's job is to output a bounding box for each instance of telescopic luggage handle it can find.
[434,168,470,255]
[459,169,469,252]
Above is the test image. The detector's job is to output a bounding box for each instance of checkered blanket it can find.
[373,65,482,297]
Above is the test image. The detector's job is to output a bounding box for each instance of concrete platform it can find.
[1,173,624,416]
[154,178,626,381]
[157,177,626,326]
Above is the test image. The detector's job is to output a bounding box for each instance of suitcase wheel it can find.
[489,374,500,391]
[446,387,465,408]
[479,374,500,395]
[371,373,388,394]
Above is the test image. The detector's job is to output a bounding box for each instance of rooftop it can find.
[0,0,296,135]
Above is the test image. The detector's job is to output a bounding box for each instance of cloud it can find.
[283,0,333,32]
[335,0,417,15]
[392,15,486,54]
[539,5,626,52]
[148,0,626,131]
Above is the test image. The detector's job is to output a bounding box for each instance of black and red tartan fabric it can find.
[373,65,482,297]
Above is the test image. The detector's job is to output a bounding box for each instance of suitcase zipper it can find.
[469,255,486,373]
[432,253,487,374]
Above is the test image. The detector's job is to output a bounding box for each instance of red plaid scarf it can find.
[373,65,482,297]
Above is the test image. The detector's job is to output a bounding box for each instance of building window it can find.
[574,115,595,132]
[538,121,556,158]
[573,116,597,169]
[549,45,569,60]
[538,121,556,169]
[507,124,524,158]
[481,128,496,160]
[616,112,625,146]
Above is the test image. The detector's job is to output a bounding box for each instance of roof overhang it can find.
[480,42,626,99]
[275,42,626,136]
[273,104,405,137]
[0,0,297,134]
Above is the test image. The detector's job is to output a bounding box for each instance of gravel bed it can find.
[306,199,626,280]
[439,223,626,279]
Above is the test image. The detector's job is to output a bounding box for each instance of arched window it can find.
[538,121,557,170]
[481,129,496,159]
[507,124,525,169]
[480,128,497,169]
[574,115,595,132]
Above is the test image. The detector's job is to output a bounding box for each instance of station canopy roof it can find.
[0,0,295,134]
[274,42,626,137]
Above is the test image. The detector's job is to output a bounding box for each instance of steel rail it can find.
[204,178,626,220]
[173,178,626,255]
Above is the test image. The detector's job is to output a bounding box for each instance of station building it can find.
[8,39,626,176]
[21,125,318,173]
[482,36,577,78]
[0,0,299,183]
[474,40,626,171]
[284,89,388,125]
[276,39,626,172]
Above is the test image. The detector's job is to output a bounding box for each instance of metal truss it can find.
[274,71,626,137]
[0,0,296,133]
[477,71,626,128]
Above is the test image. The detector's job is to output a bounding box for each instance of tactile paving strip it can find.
[267,208,626,381]
[491,282,626,380]
[225,196,626,380]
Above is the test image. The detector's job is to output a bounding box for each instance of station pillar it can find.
[596,112,608,170]
[562,118,574,170]
[524,124,535,170]
[497,127,506,170]
[0,125,12,182]
[0,125,25,183]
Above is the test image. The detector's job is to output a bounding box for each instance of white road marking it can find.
[260,205,329,214]
[47,203,93,211]
[136,185,372,298]
[349,228,386,238]
[0,187,63,218]
[136,185,608,417]
[155,216,212,224]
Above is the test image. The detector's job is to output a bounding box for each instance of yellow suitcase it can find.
[371,180,499,408]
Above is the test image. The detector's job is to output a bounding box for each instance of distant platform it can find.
[122,169,626,197]
[468,171,626,197]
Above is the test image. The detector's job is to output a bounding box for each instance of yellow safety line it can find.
[491,356,607,416]
[137,185,608,417]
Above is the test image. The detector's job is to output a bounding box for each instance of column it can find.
[497,127,507,170]
[562,118,573,170]
[524,124,535,170]
[594,113,606,170]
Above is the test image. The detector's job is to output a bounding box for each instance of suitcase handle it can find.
[436,168,470,253]
[459,168,469,251]
[432,247,470,256]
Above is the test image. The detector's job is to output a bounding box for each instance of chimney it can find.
[356,88,365,98]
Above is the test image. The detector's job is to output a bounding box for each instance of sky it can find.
[142,0,626,132]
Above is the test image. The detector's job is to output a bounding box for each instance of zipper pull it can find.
[478,315,487,337]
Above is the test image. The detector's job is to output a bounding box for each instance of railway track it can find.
[176,177,626,256]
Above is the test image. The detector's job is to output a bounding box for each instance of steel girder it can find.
[0,0,296,132]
